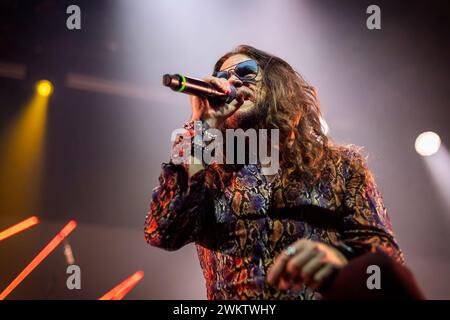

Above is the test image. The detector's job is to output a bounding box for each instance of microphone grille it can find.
[162,74,173,87]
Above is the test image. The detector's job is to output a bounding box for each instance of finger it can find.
[291,274,305,291]
[222,80,231,93]
[312,264,335,285]
[278,274,293,291]
[285,246,317,277]
[267,240,309,287]
[277,241,312,291]
[266,253,291,287]
[301,251,325,282]
[203,76,230,93]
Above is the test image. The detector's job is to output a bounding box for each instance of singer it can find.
[144,45,409,299]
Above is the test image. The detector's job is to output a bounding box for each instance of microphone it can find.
[163,74,237,106]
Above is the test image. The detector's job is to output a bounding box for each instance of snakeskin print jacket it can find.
[144,148,404,299]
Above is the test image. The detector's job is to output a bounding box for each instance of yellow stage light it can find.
[0,85,50,215]
[36,80,53,97]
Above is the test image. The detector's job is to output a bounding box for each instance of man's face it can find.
[218,54,264,128]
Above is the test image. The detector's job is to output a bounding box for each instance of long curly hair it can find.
[204,45,365,189]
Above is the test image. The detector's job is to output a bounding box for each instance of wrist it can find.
[202,117,223,129]
[329,241,355,263]
[203,118,216,128]
[333,247,349,266]
[182,120,215,169]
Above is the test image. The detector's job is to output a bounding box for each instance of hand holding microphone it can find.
[163,74,255,128]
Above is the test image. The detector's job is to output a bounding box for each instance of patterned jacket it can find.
[144,148,404,299]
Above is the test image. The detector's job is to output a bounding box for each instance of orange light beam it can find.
[0,216,39,241]
[99,271,144,300]
[0,220,77,300]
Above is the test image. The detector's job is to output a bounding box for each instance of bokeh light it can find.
[415,131,441,156]
[36,80,53,97]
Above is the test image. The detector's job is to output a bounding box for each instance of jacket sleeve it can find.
[144,162,213,251]
[341,151,405,264]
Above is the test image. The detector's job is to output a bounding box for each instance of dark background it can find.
[0,0,449,299]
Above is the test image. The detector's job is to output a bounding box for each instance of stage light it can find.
[0,216,39,241]
[36,80,53,97]
[421,145,450,212]
[415,131,441,157]
[0,83,49,215]
[99,271,144,300]
[0,220,77,300]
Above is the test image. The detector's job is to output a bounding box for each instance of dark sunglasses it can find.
[214,60,259,84]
